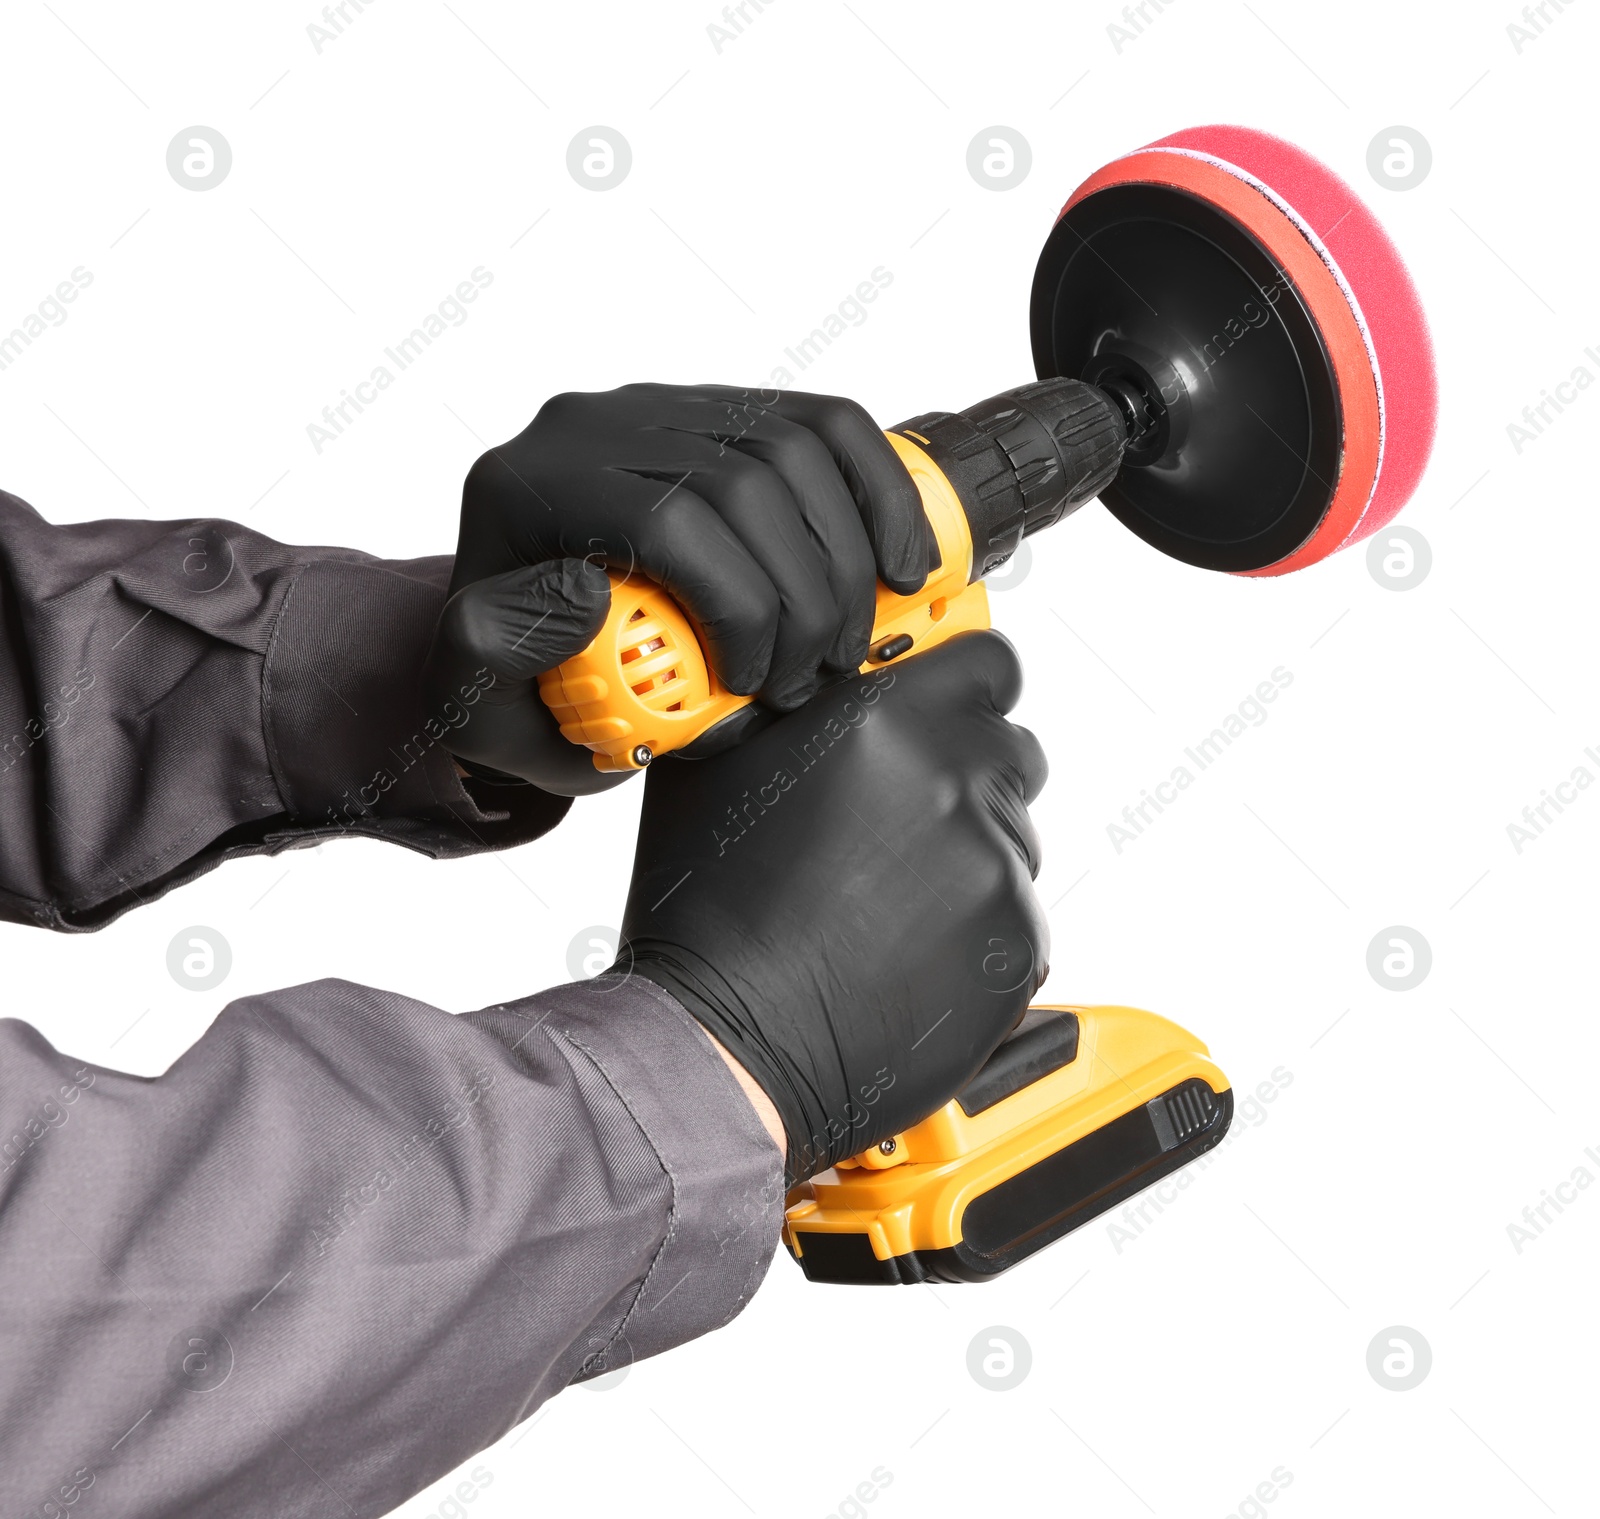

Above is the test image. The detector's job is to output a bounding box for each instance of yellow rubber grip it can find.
[537,432,989,770]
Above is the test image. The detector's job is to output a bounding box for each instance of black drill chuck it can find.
[896,378,1142,581]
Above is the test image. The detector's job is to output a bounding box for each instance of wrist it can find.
[702,1029,786,1158]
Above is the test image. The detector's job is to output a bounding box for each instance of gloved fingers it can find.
[459,415,788,699]
[715,412,879,674]
[421,561,627,796]
[667,384,933,594]
[754,389,937,595]
[566,468,783,697]
[674,447,846,711]
[458,386,928,707]
[610,388,881,675]
[982,768,1046,880]
[451,443,573,589]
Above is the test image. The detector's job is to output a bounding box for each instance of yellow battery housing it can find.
[783,1004,1231,1284]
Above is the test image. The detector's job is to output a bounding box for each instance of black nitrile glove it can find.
[615,630,1050,1182]
[422,384,938,796]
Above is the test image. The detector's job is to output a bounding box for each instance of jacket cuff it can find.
[263,554,568,857]
[481,976,784,1374]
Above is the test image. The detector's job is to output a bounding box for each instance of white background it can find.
[2,1,1596,1515]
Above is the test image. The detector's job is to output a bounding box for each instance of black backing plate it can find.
[1030,183,1342,572]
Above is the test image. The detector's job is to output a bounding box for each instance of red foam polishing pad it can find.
[1048,126,1437,576]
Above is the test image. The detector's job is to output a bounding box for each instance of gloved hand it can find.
[422,384,938,796]
[614,630,1050,1182]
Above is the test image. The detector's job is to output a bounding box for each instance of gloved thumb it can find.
[437,559,611,684]
[422,559,620,794]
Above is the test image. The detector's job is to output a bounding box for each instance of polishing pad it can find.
[1030,124,1436,575]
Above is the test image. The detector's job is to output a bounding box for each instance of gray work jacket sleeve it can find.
[0,973,784,1518]
[0,489,569,932]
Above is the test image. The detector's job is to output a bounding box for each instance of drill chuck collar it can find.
[896,377,1135,582]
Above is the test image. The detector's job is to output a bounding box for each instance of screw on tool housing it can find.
[631,745,653,768]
